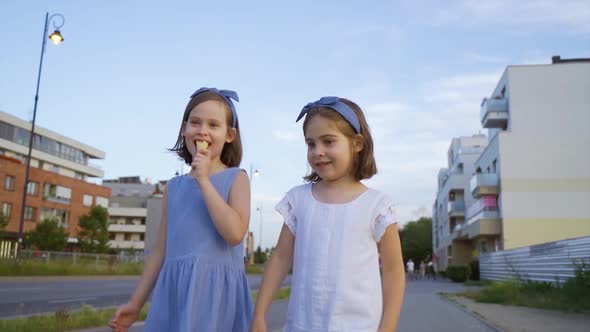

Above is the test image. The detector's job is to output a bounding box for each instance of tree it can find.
[399,217,433,265]
[78,205,110,253]
[26,218,68,251]
[254,245,267,264]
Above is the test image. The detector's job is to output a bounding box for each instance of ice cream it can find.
[196,140,209,151]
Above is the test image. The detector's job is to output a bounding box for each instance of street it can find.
[71,278,498,331]
[0,274,289,318]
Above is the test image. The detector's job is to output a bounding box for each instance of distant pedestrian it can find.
[419,260,426,279]
[110,88,253,331]
[406,259,415,281]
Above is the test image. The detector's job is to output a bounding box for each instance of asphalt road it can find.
[0,274,290,318]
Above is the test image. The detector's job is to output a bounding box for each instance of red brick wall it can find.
[0,156,111,238]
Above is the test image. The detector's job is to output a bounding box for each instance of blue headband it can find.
[296,96,361,133]
[190,87,239,128]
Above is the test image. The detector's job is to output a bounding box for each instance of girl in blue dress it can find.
[110,87,253,331]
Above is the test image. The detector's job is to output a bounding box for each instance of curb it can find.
[440,294,504,332]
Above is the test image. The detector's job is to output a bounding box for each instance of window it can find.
[24,206,36,221]
[40,207,69,227]
[140,234,145,241]
[43,183,71,204]
[96,197,109,208]
[26,181,38,195]
[83,194,93,207]
[2,202,12,218]
[4,175,15,191]
[492,159,497,174]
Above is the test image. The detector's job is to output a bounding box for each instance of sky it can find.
[1,0,589,249]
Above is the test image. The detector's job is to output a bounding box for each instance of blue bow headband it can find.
[296,96,361,133]
[190,87,239,128]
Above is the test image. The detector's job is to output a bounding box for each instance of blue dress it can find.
[144,168,253,331]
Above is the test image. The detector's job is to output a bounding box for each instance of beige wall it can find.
[503,218,590,249]
[498,63,590,249]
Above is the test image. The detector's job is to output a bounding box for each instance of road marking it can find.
[0,287,44,292]
[48,297,96,304]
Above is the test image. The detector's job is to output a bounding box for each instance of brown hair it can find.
[302,98,377,182]
[169,91,242,167]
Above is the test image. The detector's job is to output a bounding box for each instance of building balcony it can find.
[480,98,509,128]
[109,240,144,249]
[464,209,501,239]
[447,200,465,217]
[470,173,499,197]
[108,224,146,233]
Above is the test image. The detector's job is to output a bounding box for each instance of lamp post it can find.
[16,12,65,261]
[246,164,259,263]
[256,202,263,250]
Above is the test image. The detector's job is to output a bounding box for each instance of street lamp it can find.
[16,12,66,261]
[256,202,263,250]
[245,164,260,263]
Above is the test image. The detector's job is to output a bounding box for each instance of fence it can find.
[1,249,144,264]
[480,235,590,284]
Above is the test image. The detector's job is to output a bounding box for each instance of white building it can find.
[433,135,488,270]
[433,56,590,269]
[103,177,165,253]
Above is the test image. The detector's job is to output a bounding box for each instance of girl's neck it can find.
[312,175,367,204]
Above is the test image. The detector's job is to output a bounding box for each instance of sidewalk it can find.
[448,294,590,332]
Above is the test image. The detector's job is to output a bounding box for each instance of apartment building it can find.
[0,111,110,253]
[103,176,167,253]
[433,135,488,270]
[432,57,590,269]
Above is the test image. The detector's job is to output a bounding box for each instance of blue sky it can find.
[1,0,589,248]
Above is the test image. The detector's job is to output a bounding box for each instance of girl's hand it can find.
[109,303,140,332]
[249,317,267,332]
[191,147,211,182]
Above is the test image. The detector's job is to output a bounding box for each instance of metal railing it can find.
[1,249,145,264]
[480,236,590,284]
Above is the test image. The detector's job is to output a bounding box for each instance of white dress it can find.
[276,183,397,332]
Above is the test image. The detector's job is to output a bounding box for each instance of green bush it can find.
[447,265,471,282]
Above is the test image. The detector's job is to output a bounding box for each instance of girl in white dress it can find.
[250,97,406,332]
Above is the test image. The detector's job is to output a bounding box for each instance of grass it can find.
[0,288,291,332]
[0,260,144,276]
[245,264,265,274]
[0,304,149,332]
[459,277,590,312]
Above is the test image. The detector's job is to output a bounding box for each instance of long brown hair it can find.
[302,98,377,182]
[169,91,243,167]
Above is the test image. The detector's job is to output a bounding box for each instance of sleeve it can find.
[275,190,297,235]
[371,195,398,242]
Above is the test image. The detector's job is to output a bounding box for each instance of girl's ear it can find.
[353,134,364,153]
[226,127,237,143]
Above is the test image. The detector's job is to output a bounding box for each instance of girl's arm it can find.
[199,170,250,245]
[251,224,295,326]
[110,188,168,330]
[128,187,168,309]
[378,223,406,332]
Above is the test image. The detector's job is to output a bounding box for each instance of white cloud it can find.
[432,0,590,33]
